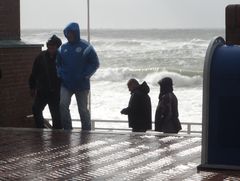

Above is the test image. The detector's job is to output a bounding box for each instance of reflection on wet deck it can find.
[0,128,239,180]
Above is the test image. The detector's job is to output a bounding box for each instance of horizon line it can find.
[21,27,225,31]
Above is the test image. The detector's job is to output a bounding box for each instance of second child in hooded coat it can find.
[121,79,152,132]
[155,77,182,133]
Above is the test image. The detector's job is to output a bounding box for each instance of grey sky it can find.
[21,0,240,29]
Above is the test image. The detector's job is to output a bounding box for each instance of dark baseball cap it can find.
[46,35,62,48]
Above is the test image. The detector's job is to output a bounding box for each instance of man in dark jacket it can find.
[121,79,152,132]
[29,35,62,129]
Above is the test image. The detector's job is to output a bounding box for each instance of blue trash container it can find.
[199,36,240,170]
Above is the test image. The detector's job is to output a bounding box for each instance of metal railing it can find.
[45,118,202,134]
[92,119,201,134]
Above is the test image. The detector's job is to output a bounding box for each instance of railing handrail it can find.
[44,118,202,134]
[68,118,201,124]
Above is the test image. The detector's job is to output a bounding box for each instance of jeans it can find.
[60,86,91,130]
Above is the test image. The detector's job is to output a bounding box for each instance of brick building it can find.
[0,0,42,127]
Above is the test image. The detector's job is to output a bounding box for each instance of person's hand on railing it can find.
[120,108,128,115]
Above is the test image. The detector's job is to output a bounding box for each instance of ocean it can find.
[22,29,225,128]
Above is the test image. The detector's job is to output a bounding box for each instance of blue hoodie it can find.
[57,22,99,91]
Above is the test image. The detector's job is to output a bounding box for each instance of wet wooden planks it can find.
[0,128,239,180]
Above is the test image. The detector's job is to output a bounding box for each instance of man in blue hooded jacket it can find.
[57,22,99,130]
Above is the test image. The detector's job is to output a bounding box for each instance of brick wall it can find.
[0,0,43,127]
[0,46,41,127]
[0,0,20,40]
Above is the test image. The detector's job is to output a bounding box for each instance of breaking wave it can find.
[92,67,202,87]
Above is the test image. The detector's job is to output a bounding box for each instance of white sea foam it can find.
[144,71,202,87]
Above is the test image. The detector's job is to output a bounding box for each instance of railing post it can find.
[187,123,191,134]
[91,119,95,130]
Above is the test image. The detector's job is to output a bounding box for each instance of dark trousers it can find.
[32,92,62,129]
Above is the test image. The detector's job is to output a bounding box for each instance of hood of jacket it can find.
[133,81,150,94]
[63,22,81,43]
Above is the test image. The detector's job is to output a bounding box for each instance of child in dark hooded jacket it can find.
[155,77,182,133]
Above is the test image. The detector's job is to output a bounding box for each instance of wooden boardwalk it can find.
[0,128,240,180]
